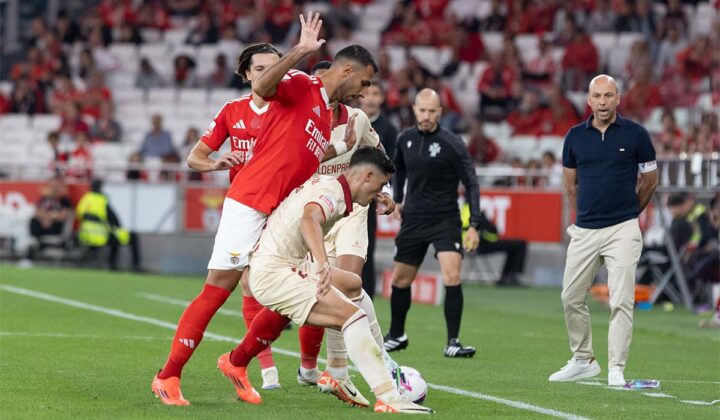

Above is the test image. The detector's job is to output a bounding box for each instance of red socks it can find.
[158,284,231,379]
[230,308,290,367]
[242,296,276,369]
[298,325,325,369]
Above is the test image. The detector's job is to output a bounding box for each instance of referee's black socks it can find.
[389,286,411,337]
[444,285,464,342]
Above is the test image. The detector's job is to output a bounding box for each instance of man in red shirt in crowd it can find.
[152,13,378,406]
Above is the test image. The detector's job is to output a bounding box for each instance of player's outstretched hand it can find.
[342,114,358,152]
[391,203,403,221]
[298,12,325,54]
[464,226,480,252]
[375,192,395,215]
[212,151,244,171]
[316,262,332,297]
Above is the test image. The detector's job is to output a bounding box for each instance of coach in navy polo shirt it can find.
[549,75,658,387]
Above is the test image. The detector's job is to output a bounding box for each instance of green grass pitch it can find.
[0,265,718,418]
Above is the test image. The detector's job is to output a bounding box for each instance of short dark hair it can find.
[350,146,395,175]
[236,43,282,82]
[311,60,332,75]
[333,44,379,73]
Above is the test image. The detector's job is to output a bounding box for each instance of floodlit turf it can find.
[0,265,718,419]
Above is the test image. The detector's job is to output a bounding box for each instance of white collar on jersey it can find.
[319,87,331,109]
[249,99,269,115]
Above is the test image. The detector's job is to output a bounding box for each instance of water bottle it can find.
[625,380,660,389]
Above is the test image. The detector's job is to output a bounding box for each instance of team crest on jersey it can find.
[229,252,240,265]
[429,142,441,157]
[406,140,411,149]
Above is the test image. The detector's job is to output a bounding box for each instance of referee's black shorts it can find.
[394,217,463,266]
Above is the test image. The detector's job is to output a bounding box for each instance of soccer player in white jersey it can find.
[294,62,399,408]
[218,146,434,414]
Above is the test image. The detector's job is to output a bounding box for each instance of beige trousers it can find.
[561,218,643,370]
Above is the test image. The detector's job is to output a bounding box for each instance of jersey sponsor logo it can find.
[305,119,330,161]
[318,193,337,213]
[233,119,246,129]
[429,142,441,157]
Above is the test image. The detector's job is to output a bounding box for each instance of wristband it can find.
[334,141,348,155]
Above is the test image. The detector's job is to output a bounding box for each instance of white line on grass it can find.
[0,284,590,420]
[577,380,720,406]
[0,332,170,341]
[136,293,244,318]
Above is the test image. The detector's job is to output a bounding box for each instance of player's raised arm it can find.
[253,12,326,99]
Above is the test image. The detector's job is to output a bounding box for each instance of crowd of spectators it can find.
[1,0,718,183]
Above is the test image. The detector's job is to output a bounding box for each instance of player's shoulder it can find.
[219,94,253,111]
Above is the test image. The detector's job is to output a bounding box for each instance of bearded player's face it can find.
[338,64,374,102]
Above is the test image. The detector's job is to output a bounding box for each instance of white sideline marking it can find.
[642,392,673,398]
[577,380,720,406]
[0,332,171,341]
[681,399,720,406]
[136,293,244,317]
[0,284,600,419]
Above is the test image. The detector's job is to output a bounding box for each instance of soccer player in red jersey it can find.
[152,12,378,406]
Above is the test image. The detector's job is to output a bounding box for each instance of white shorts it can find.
[207,198,267,271]
[248,258,318,325]
[324,203,369,262]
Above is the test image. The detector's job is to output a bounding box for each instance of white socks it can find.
[341,309,392,391]
[352,290,384,348]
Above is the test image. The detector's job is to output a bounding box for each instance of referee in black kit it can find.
[384,88,481,358]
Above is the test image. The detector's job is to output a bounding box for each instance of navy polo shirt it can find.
[562,114,656,229]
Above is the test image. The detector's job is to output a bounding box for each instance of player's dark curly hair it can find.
[235,43,282,82]
[333,44,379,73]
[350,146,395,175]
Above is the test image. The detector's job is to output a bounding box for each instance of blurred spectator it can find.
[543,85,581,135]
[75,48,98,80]
[139,114,177,159]
[173,54,199,88]
[624,40,653,84]
[87,29,119,73]
[59,102,90,138]
[653,108,684,154]
[507,90,549,135]
[526,159,542,187]
[614,0,637,32]
[167,0,203,17]
[135,58,165,89]
[135,1,171,30]
[26,17,51,49]
[480,0,506,32]
[382,6,433,46]
[620,65,662,121]
[263,0,296,43]
[326,0,359,32]
[126,152,147,181]
[55,10,82,45]
[689,196,719,300]
[553,2,586,41]
[47,131,69,176]
[677,36,712,83]
[586,0,616,33]
[76,179,142,271]
[90,102,122,143]
[80,71,113,119]
[0,93,10,114]
[542,150,563,187]
[656,22,687,76]
[98,0,137,28]
[663,0,688,35]
[561,24,599,91]
[180,127,203,181]
[478,53,519,121]
[466,118,501,164]
[452,24,484,64]
[186,12,219,45]
[523,37,557,90]
[117,23,144,44]
[10,77,46,114]
[633,0,658,39]
[27,176,72,261]
[48,74,78,114]
[206,54,234,88]
[66,132,93,181]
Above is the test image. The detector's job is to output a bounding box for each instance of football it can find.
[391,366,428,404]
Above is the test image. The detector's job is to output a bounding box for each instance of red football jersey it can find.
[200,94,268,182]
[226,70,333,214]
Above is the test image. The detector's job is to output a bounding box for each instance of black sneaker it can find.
[383,334,408,352]
[444,338,476,358]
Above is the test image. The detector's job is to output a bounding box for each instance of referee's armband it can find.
[638,161,657,173]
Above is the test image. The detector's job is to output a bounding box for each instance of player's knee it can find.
[392,274,413,288]
[206,269,241,292]
[442,272,461,286]
[338,305,366,330]
[561,289,582,307]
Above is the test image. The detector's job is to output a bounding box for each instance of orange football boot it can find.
[151,374,190,406]
[217,353,262,405]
